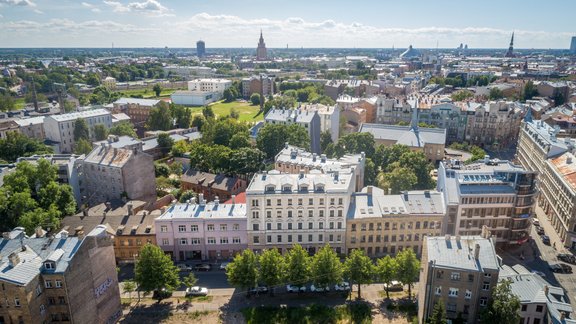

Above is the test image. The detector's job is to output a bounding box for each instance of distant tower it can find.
[570,36,576,54]
[256,30,267,61]
[505,32,515,58]
[196,40,206,58]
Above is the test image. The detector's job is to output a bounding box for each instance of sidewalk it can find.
[535,204,569,253]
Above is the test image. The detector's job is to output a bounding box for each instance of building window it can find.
[337,235,342,242]
[465,290,472,299]
[233,224,239,231]
[253,236,259,244]
[447,303,457,312]
[435,286,442,295]
[277,235,282,243]
[521,305,527,312]
[251,199,259,207]
[277,199,281,206]
[536,305,543,312]
[351,224,356,232]
[319,234,323,242]
[298,199,303,206]
[266,199,271,206]
[484,272,492,278]
[298,223,303,230]
[320,198,324,205]
[40,304,46,314]
[207,237,216,244]
[178,225,186,232]
[160,225,168,232]
[287,199,292,206]
[338,222,342,229]
[319,210,324,217]
[319,223,324,229]
[288,223,292,230]
[451,272,460,281]
[309,210,314,217]
[207,224,215,231]
[180,238,187,245]
[277,211,282,218]
[468,274,474,282]
[267,211,272,218]
[448,288,458,297]
[232,237,240,244]
[58,296,66,304]
[309,198,313,205]
[330,210,335,217]
[191,238,200,245]
[267,235,272,243]
[252,211,259,218]
[220,237,229,244]
[252,224,259,231]
[162,238,169,245]
[288,235,292,242]
[482,282,490,290]
[55,280,62,288]
[298,235,302,242]
[308,234,313,242]
[14,298,20,307]
[45,281,53,288]
[191,225,198,232]
[267,223,272,230]
[480,297,488,306]
[220,224,227,231]
[288,211,293,218]
[36,285,42,296]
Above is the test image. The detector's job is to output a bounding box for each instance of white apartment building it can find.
[187,79,232,92]
[246,169,356,255]
[437,157,537,247]
[44,109,113,153]
[300,103,340,143]
[264,107,322,153]
[14,116,45,140]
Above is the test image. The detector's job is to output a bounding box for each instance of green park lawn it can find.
[191,100,263,123]
[112,87,180,99]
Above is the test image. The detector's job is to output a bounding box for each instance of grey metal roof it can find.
[359,123,446,147]
[275,145,363,173]
[156,202,247,220]
[426,235,500,271]
[47,108,111,122]
[265,108,317,124]
[246,169,353,194]
[113,98,161,106]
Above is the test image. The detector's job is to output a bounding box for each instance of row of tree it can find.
[226,244,420,299]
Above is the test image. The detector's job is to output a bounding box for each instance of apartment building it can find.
[0,226,121,324]
[300,103,340,143]
[155,196,247,261]
[44,109,113,153]
[418,234,500,324]
[180,169,247,203]
[516,117,576,248]
[265,107,322,153]
[81,144,156,205]
[274,144,365,191]
[111,98,162,127]
[437,157,537,247]
[14,116,45,140]
[246,169,355,255]
[500,264,575,324]
[241,74,274,98]
[463,101,524,149]
[346,186,444,257]
[187,79,232,92]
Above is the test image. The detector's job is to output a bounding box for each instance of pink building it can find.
[155,195,247,261]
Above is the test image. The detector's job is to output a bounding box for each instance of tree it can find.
[93,124,108,141]
[320,130,333,153]
[134,244,180,301]
[480,279,521,323]
[178,190,196,203]
[147,102,173,131]
[489,87,504,100]
[73,118,90,141]
[171,104,192,129]
[344,249,374,299]
[191,115,206,131]
[169,161,183,176]
[0,131,52,163]
[522,80,538,102]
[285,244,311,289]
[378,166,417,194]
[226,249,259,296]
[429,299,448,324]
[311,244,343,291]
[109,121,137,138]
[157,133,174,156]
[229,133,251,150]
[153,84,162,97]
[250,93,261,106]
[396,248,420,300]
[258,249,285,295]
[0,94,15,112]
[74,138,93,155]
[229,108,240,119]
[182,272,198,288]
[223,88,236,102]
[202,106,215,119]
[256,123,310,159]
[451,90,474,102]
[123,280,136,305]
[154,163,170,177]
[376,255,398,299]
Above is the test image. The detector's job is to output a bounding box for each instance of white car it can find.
[383,281,403,291]
[286,284,306,293]
[185,286,209,296]
[310,284,330,292]
[531,270,546,278]
[176,264,192,271]
[219,262,230,270]
[532,218,540,226]
[334,282,351,291]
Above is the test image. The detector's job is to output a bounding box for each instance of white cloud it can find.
[0,0,36,7]
[82,2,101,13]
[0,18,156,34]
[103,0,172,16]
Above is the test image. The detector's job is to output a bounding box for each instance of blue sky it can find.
[0,0,574,48]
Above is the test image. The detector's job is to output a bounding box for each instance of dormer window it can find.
[283,185,292,192]
[299,185,308,192]
[315,184,325,192]
[265,185,275,193]
[44,262,55,270]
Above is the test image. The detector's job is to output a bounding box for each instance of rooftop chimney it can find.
[8,252,20,267]
[312,153,317,162]
[474,243,480,260]
[82,208,89,217]
[60,230,69,239]
[127,202,134,216]
[320,154,327,163]
[77,230,85,240]
[484,155,490,164]
[544,285,549,296]
[284,142,289,149]
[456,235,461,243]
[367,186,373,195]
[214,196,220,206]
[231,195,236,205]
[445,234,451,241]
[34,226,45,238]
[199,193,205,206]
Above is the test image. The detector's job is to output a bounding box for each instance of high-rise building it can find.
[571,36,576,54]
[256,31,267,61]
[505,32,515,58]
[196,40,205,57]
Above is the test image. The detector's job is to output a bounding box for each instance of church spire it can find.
[505,31,515,58]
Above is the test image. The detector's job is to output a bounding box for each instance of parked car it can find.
[558,253,576,264]
[310,284,330,292]
[541,235,551,245]
[531,270,546,278]
[550,263,573,273]
[185,286,209,296]
[535,226,545,235]
[383,281,404,292]
[249,286,268,294]
[532,218,540,226]
[194,264,211,271]
[286,284,306,293]
[177,264,192,271]
[334,282,351,291]
[219,262,230,270]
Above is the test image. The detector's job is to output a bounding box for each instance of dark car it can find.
[550,263,573,273]
[541,235,551,245]
[194,264,211,271]
[152,288,173,299]
[535,226,545,235]
[558,253,576,264]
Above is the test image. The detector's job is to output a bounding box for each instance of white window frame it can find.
[178,225,186,232]
[465,290,472,299]
[55,280,62,288]
[435,286,442,295]
[232,237,241,244]
[207,237,216,244]
[162,238,169,245]
[179,238,187,245]
[207,224,215,231]
[191,225,198,232]
[45,281,53,289]
[160,225,168,232]
[448,288,459,297]
[220,237,229,244]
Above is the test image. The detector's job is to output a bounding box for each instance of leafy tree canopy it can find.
[135,244,180,299]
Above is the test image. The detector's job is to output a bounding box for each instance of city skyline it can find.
[0,0,574,49]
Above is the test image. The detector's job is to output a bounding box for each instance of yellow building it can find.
[346,186,445,257]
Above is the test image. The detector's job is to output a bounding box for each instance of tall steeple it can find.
[256,30,267,61]
[505,32,515,58]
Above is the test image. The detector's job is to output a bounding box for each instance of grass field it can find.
[241,303,372,324]
[190,100,263,123]
[112,88,180,99]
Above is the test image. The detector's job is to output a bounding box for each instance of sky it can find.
[0,0,574,49]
